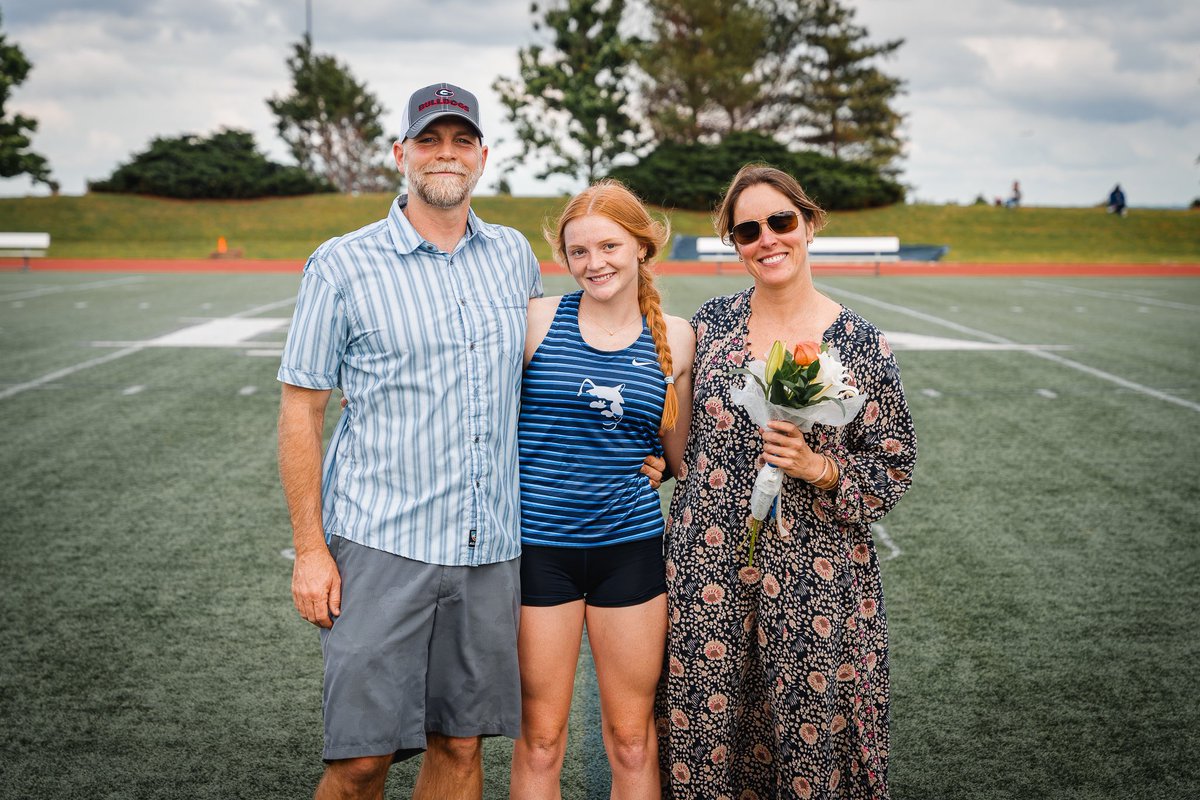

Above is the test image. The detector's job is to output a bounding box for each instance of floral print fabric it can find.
[657,288,917,800]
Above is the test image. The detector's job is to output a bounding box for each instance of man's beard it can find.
[407,160,483,209]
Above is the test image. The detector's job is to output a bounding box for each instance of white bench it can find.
[0,232,51,270]
[693,235,899,263]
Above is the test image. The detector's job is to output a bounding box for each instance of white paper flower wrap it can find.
[728,345,868,565]
[729,346,867,432]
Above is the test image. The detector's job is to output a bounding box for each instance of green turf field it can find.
[1,271,1197,799]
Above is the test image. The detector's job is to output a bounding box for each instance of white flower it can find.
[813,347,858,401]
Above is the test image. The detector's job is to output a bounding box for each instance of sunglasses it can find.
[729,211,801,246]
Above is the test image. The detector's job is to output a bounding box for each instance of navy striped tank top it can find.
[518,291,667,548]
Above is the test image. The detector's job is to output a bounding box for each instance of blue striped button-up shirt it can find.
[278,195,543,566]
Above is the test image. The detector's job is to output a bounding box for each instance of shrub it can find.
[608,131,904,212]
[89,129,333,199]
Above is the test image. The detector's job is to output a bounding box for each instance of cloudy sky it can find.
[3,0,1198,207]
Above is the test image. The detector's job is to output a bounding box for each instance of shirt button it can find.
[469,342,476,350]
[474,436,480,443]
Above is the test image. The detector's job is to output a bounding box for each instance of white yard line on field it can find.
[0,296,297,401]
[230,297,299,318]
[819,284,1200,414]
[871,523,901,561]
[92,318,291,349]
[1020,280,1200,312]
[0,276,146,303]
[0,347,146,400]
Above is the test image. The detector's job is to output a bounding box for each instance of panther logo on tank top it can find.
[578,378,626,431]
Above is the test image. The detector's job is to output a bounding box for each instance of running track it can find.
[2,258,1199,277]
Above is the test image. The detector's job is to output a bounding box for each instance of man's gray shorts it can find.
[319,535,521,762]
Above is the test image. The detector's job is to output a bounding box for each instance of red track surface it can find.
[2,258,1199,277]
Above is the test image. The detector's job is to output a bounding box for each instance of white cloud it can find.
[2,0,1198,205]
[853,0,1200,205]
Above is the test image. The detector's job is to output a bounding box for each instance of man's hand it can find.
[641,454,667,490]
[292,546,342,628]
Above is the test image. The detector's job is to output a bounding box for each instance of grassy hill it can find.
[1,191,1197,263]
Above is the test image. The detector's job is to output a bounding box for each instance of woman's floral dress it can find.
[657,288,917,800]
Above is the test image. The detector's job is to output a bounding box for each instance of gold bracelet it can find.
[815,455,840,491]
[808,454,831,488]
[827,456,841,490]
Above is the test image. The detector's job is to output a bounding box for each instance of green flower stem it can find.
[747,518,762,567]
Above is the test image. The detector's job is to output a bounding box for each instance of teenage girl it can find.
[509,180,694,798]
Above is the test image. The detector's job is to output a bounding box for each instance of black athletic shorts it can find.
[520,536,666,608]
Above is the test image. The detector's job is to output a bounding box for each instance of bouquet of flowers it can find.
[730,340,867,565]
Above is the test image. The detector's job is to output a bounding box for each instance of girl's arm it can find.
[524,296,561,368]
[659,315,696,477]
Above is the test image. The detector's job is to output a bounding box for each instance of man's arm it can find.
[278,383,340,628]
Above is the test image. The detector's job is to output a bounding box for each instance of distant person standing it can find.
[1005,180,1022,208]
[1108,184,1127,216]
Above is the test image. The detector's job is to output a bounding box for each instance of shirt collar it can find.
[387,194,502,257]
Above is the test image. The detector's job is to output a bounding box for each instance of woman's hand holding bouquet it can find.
[730,340,866,565]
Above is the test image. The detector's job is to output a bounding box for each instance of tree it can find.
[267,37,396,193]
[0,10,55,191]
[88,129,332,199]
[493,0,639,184]
[787,0,905,169]
[632,0,905,170]
[636,0,771,144]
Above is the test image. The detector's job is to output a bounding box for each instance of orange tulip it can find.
[792,341,821,367]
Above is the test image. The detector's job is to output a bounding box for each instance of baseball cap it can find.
[401,83,483,140]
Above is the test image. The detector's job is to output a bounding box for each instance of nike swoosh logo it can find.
[631,358,655,367]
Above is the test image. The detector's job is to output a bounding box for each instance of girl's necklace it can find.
[582,312,641,336]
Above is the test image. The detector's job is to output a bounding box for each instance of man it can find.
[277,82,541,799]
[1006,180,1022,209]
[1108,183,1127,217]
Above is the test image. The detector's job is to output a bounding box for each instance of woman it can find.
[510,179,695,799]
[656,165,916,799]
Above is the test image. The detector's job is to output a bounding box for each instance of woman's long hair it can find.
[546,179,679,431]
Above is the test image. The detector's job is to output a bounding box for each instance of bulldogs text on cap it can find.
[401,83,483,140]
